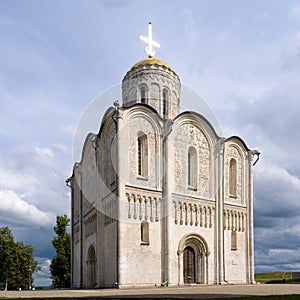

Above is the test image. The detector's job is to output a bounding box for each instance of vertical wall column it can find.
[115,105,125,287]
[70,178,75,288]
[78,171,83,288]
[247,151,255,283]
[217,140,225,284]
[162,120,173,285]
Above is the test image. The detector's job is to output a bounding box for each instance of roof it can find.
[130,57,173,71]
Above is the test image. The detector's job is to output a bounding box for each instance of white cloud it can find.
[0,189,53,227]
[33,257,52,287]
[35,147,53,157]
[52,143,70,154]
[0,167,38,191]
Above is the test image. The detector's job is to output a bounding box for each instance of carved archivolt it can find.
[173,200,215,228]
[223,208,246,232]
[126,192,161,222]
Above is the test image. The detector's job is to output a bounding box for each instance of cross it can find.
[140,22,160,58]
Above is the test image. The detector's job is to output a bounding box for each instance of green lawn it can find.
[255,272,300,284]
[255,271,292,283]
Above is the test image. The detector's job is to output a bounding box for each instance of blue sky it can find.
[1,0,300,286]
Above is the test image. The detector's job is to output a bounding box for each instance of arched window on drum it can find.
[162,88,168,118]
[139,86,147,104]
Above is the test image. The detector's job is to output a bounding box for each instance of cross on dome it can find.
[140,22,160,58]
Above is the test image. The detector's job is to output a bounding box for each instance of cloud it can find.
[254,164,300,222]
[52,143,70,154]
[35,147,53,157]
[0,167,38,191]
[0,189,53,227]
[33,257,52,287]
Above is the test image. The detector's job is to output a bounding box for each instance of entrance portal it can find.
[87,246,96,287]
[178,233,210,284]
[183,246,195,283]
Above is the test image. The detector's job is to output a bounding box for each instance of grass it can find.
[255,272,300,284]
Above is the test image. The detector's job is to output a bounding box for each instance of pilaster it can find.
[216,139,225,284]
[115,104,126,287]
[162,119,173,284]
[247,151,255,284]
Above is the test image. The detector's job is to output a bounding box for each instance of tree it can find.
[50,214,71,288]
[0,226,38,290]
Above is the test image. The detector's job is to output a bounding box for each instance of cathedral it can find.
[67,24,260,288]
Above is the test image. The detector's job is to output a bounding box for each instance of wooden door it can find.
[183,246,195,283]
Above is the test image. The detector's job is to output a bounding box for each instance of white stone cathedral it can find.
[68,24,260,288]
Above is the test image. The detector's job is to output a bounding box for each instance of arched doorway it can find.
[87,245,96,287]
[178,234,210,285]
[183,246,196,283]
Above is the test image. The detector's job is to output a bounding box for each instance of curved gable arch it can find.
[125,105,163,189]
[172,112,219,198]
[174,111,220,152]
[125,105,164,137]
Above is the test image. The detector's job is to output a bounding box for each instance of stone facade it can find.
[68,57,259,288]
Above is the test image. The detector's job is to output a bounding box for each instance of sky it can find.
[1,0,300,286]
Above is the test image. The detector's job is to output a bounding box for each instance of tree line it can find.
[0,214,71,290]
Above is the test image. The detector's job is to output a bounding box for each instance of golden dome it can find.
[131,57,173,71]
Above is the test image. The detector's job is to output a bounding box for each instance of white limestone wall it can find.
[119,187,163,286]
[224,229,247,283]
[72,235,81,287]
[101,221,118,287]
[119,220,162,286]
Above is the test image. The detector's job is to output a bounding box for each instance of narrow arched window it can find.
[162,89,168,118]
[229,158,237,196]
[110,137,116,185]
[231,230,237,250]
[141,221,149,244]
[137,134,148,177]
[140,86,146,104]
[188,146,197,189]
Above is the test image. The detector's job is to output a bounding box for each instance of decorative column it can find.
[115,102,125,287]
[247,151,255,283]
[162,119,173,285]
[177,251,181,285]
[217,139,225,284]
[205,252,210,284]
